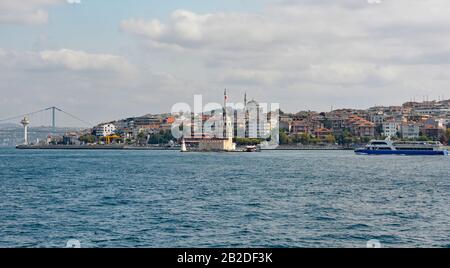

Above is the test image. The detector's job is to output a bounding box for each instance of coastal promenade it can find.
[15,144,178,150]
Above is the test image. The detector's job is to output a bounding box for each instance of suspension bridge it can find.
[0,107,92,129]
[0,107,92,146]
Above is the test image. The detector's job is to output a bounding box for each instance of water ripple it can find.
[0,148,449,248]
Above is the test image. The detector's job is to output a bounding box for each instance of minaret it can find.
[224,89,228,139]
[21,116,30,145]
[244,92,248,138]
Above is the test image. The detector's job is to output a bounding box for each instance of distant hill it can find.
[0,123,20,129]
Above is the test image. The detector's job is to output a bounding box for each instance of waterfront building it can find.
[314,128,333,140]
[414,107,450,116]
[131,116,162,130]
[345,115,375,137]
[368,106,403,116]
[353,122,376,137]
[246,99,263,138]
[423,127,445,140]
[382,121,400,138]
[279,115,292,132]
[402,99,450,117]
[63,133,81,145]
[422,117,446,129]
[419,117,447,140]
[197,136,236,151]
[369,112,385,126]
[94,123,116,137]
[291,115,324,136]
[401,123,420,139]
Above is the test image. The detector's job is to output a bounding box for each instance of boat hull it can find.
[355,149,448,156]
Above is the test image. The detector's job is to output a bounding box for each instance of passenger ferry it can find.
[355,139,448,156]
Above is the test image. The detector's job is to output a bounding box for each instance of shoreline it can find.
[15,145,177,150]
[15,144,353,151]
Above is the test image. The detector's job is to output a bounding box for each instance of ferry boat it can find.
[355,140,448,156]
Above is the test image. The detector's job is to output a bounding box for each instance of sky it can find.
[1,0,450,126]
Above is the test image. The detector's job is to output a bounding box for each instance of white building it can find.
[245,99,276,139]
[382,121,399,137]
[401,123,420,139]
[414,107,450,116]
[370,112,385,126]
[424,118,446,129]
[246,100,263,138]
[94,123,116,137]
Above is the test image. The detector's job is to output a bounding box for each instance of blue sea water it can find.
[0,148,449,248]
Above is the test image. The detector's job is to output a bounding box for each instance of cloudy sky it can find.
[1,0,449,126]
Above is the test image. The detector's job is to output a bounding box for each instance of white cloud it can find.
[120,1,450,111]
[3,0,450,124]
[39,49,134,74]
[120,19,167,39]
[121,9,277,49]
[67,0,81,4]
[0,0,64,24]
[0,47,199,125]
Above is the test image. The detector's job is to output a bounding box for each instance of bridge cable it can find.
[54,107,93,127]
[0,108,50,123]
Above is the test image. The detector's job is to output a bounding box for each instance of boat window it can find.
[371,142,388,145]
[396,148,434,151]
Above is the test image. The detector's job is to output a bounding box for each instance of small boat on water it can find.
[244,145,258,152]
[180,138,188,152]
[355,139,448,156]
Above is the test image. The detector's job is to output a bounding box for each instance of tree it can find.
[444,128,450,145]
[375,125,383,137]
[79,134,96,144]
[417,135,431,142]
[279,130,291,145]
[148,130,174,145]
[324,134,336,144]
[297,133,311,144]
[310,137,321,144]
[137,132,147,145]
[235,138,263,146]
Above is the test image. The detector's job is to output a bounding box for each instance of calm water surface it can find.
[1,148,449,248]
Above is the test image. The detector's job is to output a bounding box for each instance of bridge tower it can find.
[51,106,56,129]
